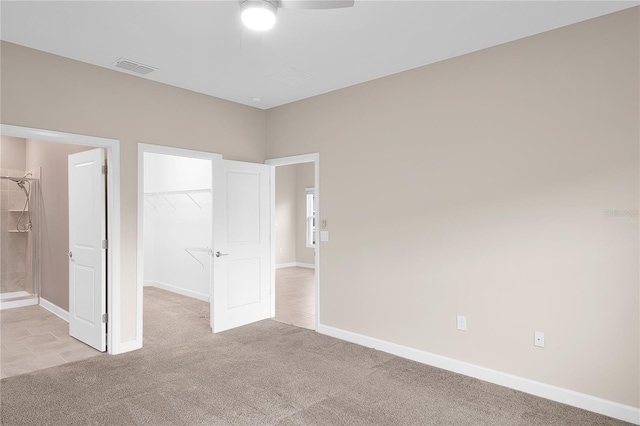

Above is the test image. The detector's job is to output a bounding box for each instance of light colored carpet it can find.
[0,288,631,425]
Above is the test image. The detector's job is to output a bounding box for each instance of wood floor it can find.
[273,266,315,330]
[0,305,101,379]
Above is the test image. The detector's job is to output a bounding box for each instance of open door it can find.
[211,159,271,333]
[68,148,107,351]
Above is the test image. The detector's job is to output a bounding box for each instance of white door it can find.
[211,159,271,333]
[68,148,107,351]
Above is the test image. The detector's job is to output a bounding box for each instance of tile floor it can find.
[0,304,102,379]
[274,266,315,330]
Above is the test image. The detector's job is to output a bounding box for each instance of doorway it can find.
[138,144,274,340]
[138,144,220,343]
[265,154,320,331]
[0,124,121,355]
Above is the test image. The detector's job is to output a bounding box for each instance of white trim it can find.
[0,297,38,310]
[146,281,209,302]
[318,324,640,425]
[265,153,320,331]
[0,291,31,300]
[265,154,317,167]
[1,124,121,355]
[143,280,155,287]
[269,165,276,317]
[137,143,223,351]
[39,298,69,322]
[139,143,224,161]
[275,262,316,269]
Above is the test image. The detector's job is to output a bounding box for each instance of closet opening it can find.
[141,149,216,340]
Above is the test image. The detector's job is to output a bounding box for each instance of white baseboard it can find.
[148,281,209,302]
[0,296,38,310]
[276,262,315,269]
[318,324,640,425]
[39,297,70,322]
[143,280,155,287]
[0,290,31,300]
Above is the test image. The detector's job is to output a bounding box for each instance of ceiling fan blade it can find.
[277,0,354,10]
[241,27,263,50]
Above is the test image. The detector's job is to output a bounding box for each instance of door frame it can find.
[136,143,222,347]
[0,124,121,354]
[265,154,320,331]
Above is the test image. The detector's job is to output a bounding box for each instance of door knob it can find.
[65,251,73,258]
[215,251,229,258]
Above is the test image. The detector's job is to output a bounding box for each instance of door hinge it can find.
[102,239,108,250]
[102,164,108,175]
[102,313,108,323]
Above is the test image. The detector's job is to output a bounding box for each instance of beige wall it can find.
[1,136,29,296]
[0,136,26,170]
[275,162,315,266]
[25,139,93,310]
[295,163,315,265]
[275,164,297,265]
[1,41,267,342]
[266,8,639,408]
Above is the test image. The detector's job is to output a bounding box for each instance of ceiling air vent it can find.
[115,58,157,75]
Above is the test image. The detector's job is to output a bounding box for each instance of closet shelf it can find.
[7,229,29,233]
[184,247,211,268]
[144,189,211,211]
[8,210,28,213]
[144,189,211,197]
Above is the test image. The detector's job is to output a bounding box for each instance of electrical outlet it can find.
[534,331,545,348]
[456,315,467,331]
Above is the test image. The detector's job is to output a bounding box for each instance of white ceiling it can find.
[1,1,637,109]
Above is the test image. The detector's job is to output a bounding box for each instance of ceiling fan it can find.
[240,0,354,34]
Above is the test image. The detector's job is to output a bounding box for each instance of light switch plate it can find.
[320,231,329,242]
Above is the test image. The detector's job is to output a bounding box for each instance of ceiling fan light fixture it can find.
[241,0,277,31]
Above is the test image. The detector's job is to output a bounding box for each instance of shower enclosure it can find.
[1,168,40,308]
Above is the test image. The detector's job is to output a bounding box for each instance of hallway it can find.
[273,267,315,330]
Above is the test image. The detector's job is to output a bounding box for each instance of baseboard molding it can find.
[143,280,155,287]
[0,290,31,300]
[39,298,70,322]
[149,281,209,302]
[276,262,316,269]
[318,324,640,425]
[0,296,38,310]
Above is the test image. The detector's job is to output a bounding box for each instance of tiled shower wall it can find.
[0,168,33,296]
